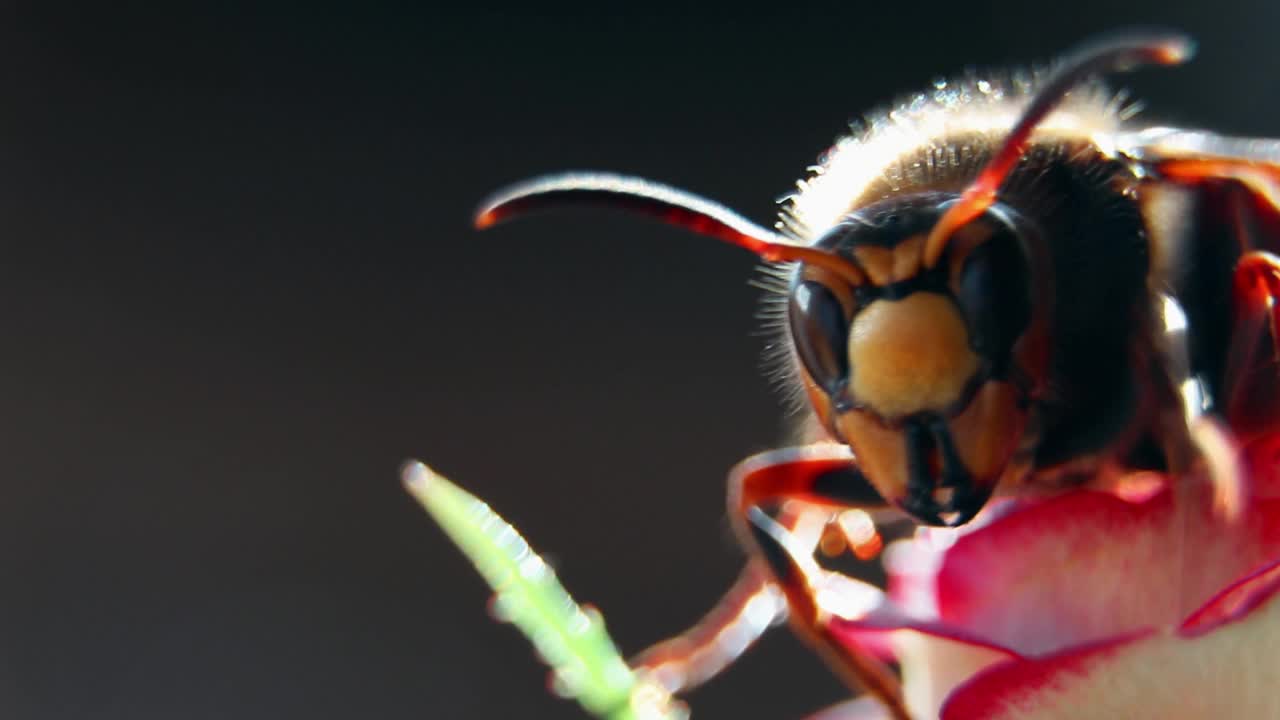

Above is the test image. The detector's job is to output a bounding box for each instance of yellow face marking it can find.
[851,245,894,286]
[853,234,931,287]
[848,293,979,418]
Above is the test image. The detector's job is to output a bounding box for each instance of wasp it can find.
[473,30,1280,719]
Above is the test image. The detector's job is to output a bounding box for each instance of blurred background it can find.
[0,2,1276,718]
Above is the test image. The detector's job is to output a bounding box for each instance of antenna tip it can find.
[1155,33,1196,64]
[473,208,499,230]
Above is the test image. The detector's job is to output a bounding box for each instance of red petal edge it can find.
[938,569,1280,720]
[937,630,1153,720]
[1179,556,1280,637]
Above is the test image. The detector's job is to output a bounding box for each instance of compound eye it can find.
[955,230,1031,369]
[788,280,851,394]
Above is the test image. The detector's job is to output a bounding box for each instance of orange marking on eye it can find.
[796,365,838,440]
[848,294,980,417]
[924,184,998,268]
[938,221,997,297]
[800,265,860,317]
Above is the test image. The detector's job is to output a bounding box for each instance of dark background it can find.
[0,2,1275,718]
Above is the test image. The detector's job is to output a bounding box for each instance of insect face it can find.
[788,196,1047,524]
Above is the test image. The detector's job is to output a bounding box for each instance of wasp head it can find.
[788,195,1049,525]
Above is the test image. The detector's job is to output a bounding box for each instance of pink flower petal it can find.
[923,475,1280,655]
[894,633,1020,720]
[938,632,1149,720]
[939,581,1280,719]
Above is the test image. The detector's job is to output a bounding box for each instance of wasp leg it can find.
[725,445,891,517]
[1224,251,1280,438]
[632,446,890,691]
[746,507,911,720]
[631,445,906,717]
[1140,154,1280,509]
[1139,148,1280,405]
[630,559,782,694]
[631,506,844,695]
[1149,291,1246,519]
[730,446,909,720]
[1148,292,1205,473]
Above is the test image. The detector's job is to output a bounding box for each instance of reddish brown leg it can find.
[1145,157,1280,509]
[730,446,909,720]
[724,445,889,521]
[631,560,782,694]
[1224,251,1280,439]
[631,445,906,717]
[636,504,848,694]
[745,508,909,720]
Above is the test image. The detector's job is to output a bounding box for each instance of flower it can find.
[819,428,1280,719]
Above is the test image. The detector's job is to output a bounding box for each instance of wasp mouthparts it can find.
[899,419,998,527]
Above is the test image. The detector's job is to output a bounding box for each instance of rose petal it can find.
[940,580,1280,719]
[826,618,1018,720]
[923,474,1280,655]
[895,633,1020,720]
[938,632,1149,720]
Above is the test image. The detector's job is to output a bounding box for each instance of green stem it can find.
[404,461,687,720]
